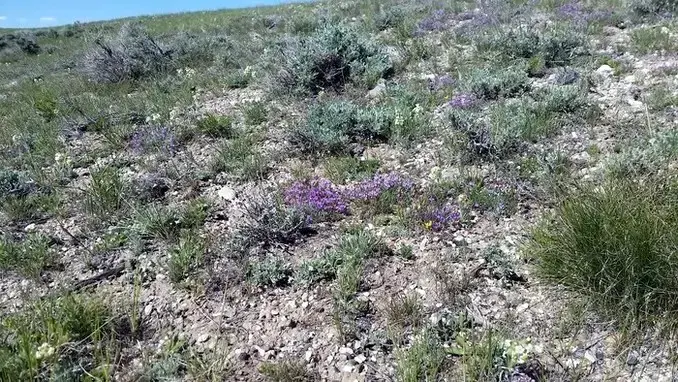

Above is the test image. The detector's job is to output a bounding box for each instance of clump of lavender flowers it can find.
[284,177,348,215]
[557,2,616,25]
[448,93,476,109]
[415,9,451,35]
[344,172,413,201]
[419,203,461,232]
[130,125,177,155]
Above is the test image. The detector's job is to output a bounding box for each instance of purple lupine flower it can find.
[419,203,461,232]
[415,9,450,35]
[130,125,177,155]
[344,172,414,201]
[557,1,585,18]
[284,177,348,215]
[448,93,476,109]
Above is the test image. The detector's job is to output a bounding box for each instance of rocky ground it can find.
[3,1,678,381]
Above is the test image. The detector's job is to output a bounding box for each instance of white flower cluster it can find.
[177,67,196,78]
[243,65,256,78]
[145,113,162,123]
[35,342,56,360]
[502,338,542,366]
[394,109,404,127]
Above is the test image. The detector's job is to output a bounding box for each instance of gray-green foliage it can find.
[197,114,234,137]
[477,23,588,67]
[83,23,229,83]
[464,67,530,100]
[631,0,678,14]
[247,256,292,288]
[134,198,209,241]
[294,96,428,155]
[395,330,446,382]
[211,134,269,180]
[83,23,174,83]
[274,24,391,96]
[449,84,590,160]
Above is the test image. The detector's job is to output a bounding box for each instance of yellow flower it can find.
[424,221,433,230]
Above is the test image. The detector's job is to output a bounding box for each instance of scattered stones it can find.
[627,350,640,366]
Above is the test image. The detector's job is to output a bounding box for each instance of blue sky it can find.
[0,0,305,28]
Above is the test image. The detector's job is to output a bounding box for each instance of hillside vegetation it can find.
[2,0,678,380]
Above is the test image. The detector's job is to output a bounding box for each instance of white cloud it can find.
[39,17,56,23]
[0,16,7,21]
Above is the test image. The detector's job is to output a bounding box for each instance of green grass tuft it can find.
[526,177,678,334]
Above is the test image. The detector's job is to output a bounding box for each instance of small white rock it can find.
[339,347,354,355]
[217,186,236,201]
[354,354,367,364]
[596,64,614,77]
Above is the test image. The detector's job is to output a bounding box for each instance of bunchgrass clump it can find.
[211,135,269,181]
[259,360,315,382]
[631,26,678,54]
[0,294,124,381]
[395,330,446,382]
[0,169,58,222]
[134,198,209,241]
[631,0,678,15]
[168,234,206,284]
[526,177,678,334]
[196,114,234,138]
[0,233,56,278]
[243,101,268,126]
[297,230,386,285]
[84,166,127,219]
[323,156,380,184]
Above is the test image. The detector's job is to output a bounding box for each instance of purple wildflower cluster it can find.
[283,172,415,217]
[419,203,461,232]
[284,177,348,215]
[415,9,451,35]
[556,2,615,25]
[130,125,177,155]
[448,93,476,109]
[455,11,498,37]
[344,173,414,201]
[428,75,455,92]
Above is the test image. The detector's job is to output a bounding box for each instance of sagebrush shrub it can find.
[293,98,426,155]
[274,24,391,96]
[631,0,678,14]
[0,33,41,57]
[477,23,588,67]
[375,7,405,31]
[84,23,173,83]
[526,177,678,332]
[465,67,530,100]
